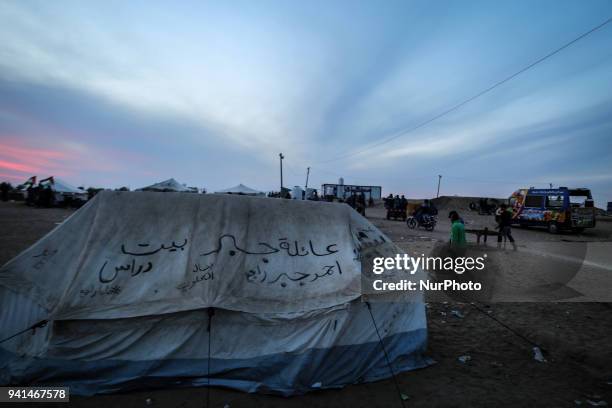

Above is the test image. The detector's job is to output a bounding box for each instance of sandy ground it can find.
[1,200,611,408]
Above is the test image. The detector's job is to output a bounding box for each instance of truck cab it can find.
[508,187,596,233]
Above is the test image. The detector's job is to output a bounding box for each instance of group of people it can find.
[346,192,367,216]
[478,197,496,215]
[448,203,516,248]
[26,184,56,207]
[383,194,408,211]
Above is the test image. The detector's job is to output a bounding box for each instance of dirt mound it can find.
[432,196,507,211]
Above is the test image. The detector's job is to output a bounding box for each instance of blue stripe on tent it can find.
[1,329,432,396]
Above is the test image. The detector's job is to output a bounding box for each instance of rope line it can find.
[207,307,215,408]
[365,301,406,408]
[467,300,544,351]
[0,320,48,344]
[425,264,545,352]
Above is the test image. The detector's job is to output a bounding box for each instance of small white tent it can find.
[39,177,83,194]
[0,192,430,395]
[215,183,263,196]
[39,177,87,202]
[138,178,191,192]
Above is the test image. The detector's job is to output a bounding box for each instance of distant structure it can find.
[321,182,382,201]
[215,184,264,196]
[138,178,193,193]
[292,185,304,200]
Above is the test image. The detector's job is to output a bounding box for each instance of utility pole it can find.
[279,153,284,193]
[436,175,442,198]
[305,167,310,189]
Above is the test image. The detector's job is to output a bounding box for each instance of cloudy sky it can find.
[1,0,611,204]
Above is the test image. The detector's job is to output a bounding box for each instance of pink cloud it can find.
[0,136,158,187]
[0,159,41,174]
[0,139,72,181]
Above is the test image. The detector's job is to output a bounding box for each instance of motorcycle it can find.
[406,214,437,231]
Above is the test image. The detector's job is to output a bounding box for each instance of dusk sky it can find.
[1,1,611,205]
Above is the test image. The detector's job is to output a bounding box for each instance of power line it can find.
[316,16,612,164]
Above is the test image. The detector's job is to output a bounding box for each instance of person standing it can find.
[393,194,401,210]
[357,193,366,216]
[0,182,10,202]
[497,203,516,249]
[384,194,393,210]
[450,211,466,246]
[347,193,356,209]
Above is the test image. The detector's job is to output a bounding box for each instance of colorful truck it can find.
[508,187,596,233]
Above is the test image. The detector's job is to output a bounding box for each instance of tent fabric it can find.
[138,178,191,192]
[0,305,430,396]
[215,183,263,195]
[0,191,431,395]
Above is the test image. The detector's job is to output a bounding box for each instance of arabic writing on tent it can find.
[52,234,347,300]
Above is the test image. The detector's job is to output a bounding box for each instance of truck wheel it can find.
[548,222,559,234]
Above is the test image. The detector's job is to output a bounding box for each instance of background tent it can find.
[138,178,192,192]
[0,191,430,395]
[39,177,83,194]
[215,183,263,195]
[38,177,87,203]
[20,176,37,188]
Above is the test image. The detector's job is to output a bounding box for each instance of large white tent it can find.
[215,183,263,195]
[138,178,192,192]
[0,191,430,395]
